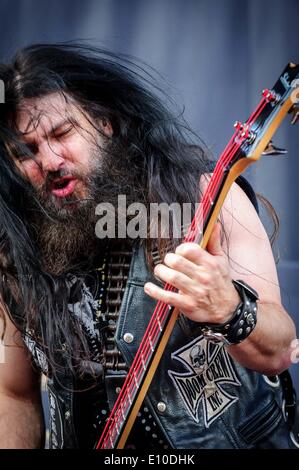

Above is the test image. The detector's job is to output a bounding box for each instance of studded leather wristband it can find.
[200,279,259,346]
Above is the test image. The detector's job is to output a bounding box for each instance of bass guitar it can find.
[96,62,299,449]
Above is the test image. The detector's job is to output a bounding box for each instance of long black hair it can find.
[0,43,214,378]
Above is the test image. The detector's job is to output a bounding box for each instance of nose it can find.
[38,143,65,173]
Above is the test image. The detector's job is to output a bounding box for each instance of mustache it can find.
[43,169,79,191]
[34,168,94,207]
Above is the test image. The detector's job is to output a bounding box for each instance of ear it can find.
[100,118,113,137]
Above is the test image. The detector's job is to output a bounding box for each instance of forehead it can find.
[16,92,78,135]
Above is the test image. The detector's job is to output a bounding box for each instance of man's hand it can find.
[144,182,296,375]
[144,223,240,324]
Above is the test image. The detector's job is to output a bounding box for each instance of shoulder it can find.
[220,183,280,303]
[200,172,260,228]
[221,181,264,242]
[200,172,280,302]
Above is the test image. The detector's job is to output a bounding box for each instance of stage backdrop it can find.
[0,0,298,391]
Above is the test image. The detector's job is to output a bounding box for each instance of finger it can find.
[144,282,197,313]
[164,252,212,286]
[154,263,202,295]
[175,242,217,268]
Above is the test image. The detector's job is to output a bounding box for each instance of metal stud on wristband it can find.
[201,279,259,346]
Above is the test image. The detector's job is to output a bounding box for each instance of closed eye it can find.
[16,141,38,161]
[26,142,39,154]
[54,125,74,140]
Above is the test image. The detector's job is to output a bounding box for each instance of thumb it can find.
[206,223,223,256]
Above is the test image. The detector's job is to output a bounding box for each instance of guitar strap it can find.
[99,242,134,413]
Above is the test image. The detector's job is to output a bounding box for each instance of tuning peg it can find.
[262,141,287,156]
[262,89,281,104]
[291,106,299,125]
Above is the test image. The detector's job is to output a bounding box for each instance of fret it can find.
[148,335,154,352]
[115,416,120,435]
[127,388,132,405]
[120,401,126,421]
[141,353,146,371]
[134,370,139,389]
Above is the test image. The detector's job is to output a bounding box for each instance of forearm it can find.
[228,302,297,375]
[0,394,45,448]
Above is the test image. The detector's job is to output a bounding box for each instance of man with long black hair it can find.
[0,44,297,448]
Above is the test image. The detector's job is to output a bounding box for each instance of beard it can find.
[25,144,146,276]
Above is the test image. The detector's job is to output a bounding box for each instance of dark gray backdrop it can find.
[0,0,298,389]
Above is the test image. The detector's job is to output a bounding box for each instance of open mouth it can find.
[50,176,78,198]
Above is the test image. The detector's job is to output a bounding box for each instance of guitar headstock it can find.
[230,63,299,168]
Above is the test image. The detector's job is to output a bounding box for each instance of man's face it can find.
[14,92,114,274]
[16,92,112,216]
